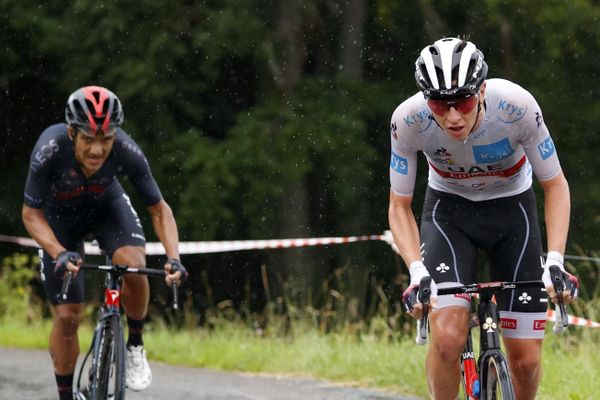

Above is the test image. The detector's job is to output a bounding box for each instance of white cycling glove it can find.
[541,251,565,288]
[542,251,579,299]
[408,261,438,298]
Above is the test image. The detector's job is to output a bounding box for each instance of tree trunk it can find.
[417,0,447,42]
[271,0,308,94]
[339,0,367,79]
[266,0,314,305]
[337,0,370,317]
[498,16,514,79]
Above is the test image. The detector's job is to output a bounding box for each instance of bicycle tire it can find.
[90,315,126,400]
[480,353,515,400]
[86,319,108,400]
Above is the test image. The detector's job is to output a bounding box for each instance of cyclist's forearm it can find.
[388,191,422,265]
[148,200,180,259]
[540,171,570,254]
[21,205,65,258]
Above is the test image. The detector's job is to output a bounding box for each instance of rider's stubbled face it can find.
[70,127,116,178]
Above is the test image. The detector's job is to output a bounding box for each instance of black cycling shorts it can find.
[40,190,146,305]
[420,186,548,339]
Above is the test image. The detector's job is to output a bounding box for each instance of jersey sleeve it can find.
[389,104,420,197]
[23,164,50,208]
[117,132,163,206]
[23,128,61,208]
[518,90,562,181]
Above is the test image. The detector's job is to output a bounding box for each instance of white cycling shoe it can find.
[125,345,152,391]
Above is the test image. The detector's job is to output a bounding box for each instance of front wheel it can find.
[90,315,126,400]
[480,353,515,400]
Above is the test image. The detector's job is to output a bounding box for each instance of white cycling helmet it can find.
[415,37,488,100]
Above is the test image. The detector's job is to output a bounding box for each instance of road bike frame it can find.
[59,261,177,400]
[458,283,523,399]
[415,266,569,400]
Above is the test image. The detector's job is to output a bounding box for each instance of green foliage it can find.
[3,3,600,396]
[0,253,45,321]
[3,0,600,322]
[171,77,389,240]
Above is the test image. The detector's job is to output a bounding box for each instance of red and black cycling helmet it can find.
[415,37,488,100]
[65,85,124,134]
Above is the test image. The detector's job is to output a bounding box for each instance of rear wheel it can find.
[90,315,126,400]
[481,353,515,400]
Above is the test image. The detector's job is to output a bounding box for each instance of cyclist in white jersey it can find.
[387,37,578,400]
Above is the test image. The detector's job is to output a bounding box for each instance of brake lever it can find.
[172,284,179,310]
[169,263,180,311]
[56,271,73,303]
[416,276,432,344]
[549,265,569,331]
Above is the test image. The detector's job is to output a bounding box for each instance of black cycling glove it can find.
[167,258,189,284]
[54,250,82,278]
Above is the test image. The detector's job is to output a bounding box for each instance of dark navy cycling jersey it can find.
[24,123,162,210]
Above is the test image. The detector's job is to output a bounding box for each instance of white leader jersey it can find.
[389,78,562,201]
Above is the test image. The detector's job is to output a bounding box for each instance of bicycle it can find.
[408,266,570,400]
[57,260,181,400]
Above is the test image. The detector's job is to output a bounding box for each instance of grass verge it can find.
[2,316,600,399]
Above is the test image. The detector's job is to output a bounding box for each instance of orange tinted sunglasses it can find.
[427,95,478,116]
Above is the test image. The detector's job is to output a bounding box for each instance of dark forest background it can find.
[2,0,600,324]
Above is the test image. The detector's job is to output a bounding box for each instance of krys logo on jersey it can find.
[496,100,526,124]
[390,151,408,175]
[402,109,432,133]
[537,136,555,160]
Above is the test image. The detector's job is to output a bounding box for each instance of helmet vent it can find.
[85,99,105,118]
[73,102,86,121]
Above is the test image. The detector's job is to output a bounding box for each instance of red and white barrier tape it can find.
[0,234,38,248]
[152,234,388,255]
[0,233,392,255]
[546,308,600,328]
[4,232,600,328]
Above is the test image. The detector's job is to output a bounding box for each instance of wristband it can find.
[409,260,429,286]
[545,251,564,268]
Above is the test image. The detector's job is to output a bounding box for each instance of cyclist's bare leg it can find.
[426,306,470,400]
[503,337,543,400]
[112,245,149,319]
[50,303,84,374]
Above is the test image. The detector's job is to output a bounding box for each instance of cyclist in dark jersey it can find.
[22,86,188,400]
[388,38,578,400]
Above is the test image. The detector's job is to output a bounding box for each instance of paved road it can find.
[0,348,421,400]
